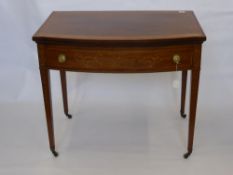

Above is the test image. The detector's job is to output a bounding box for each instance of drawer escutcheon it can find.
[58,54,66,63]
[173,54,181,64]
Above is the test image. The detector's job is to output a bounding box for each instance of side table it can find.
[32,11,206,158]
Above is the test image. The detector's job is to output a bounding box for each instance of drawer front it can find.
[43,45,193,72]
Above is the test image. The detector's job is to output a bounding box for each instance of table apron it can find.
[39,44,195,73]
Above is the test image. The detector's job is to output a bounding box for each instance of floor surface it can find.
[0,72,233,175]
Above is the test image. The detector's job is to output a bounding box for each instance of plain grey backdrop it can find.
[0,0,233,174]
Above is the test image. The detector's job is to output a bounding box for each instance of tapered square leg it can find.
[184,69,200,159]
[40,67,58,157]
[180,70,187,118]
[60,70,72,119]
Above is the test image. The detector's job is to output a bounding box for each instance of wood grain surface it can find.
[33,11,206,45]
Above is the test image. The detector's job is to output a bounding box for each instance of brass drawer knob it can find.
[173,54,181,64]
[58,54,66,63]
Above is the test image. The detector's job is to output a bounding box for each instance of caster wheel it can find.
[66,114,72,119]
[51,150,59,157]
[183,152,192,159]
[180,111,187,118]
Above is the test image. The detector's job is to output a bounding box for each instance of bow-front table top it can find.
[33,11,206,45]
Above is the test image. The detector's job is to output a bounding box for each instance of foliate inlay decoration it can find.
[72,50,166,70]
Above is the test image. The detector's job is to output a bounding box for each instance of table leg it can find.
[180,70,187,118]
[40,67,58,157]
[184,69,200,159]
[60,70,72,119]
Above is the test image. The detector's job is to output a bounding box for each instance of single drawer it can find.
[43,45,194,72]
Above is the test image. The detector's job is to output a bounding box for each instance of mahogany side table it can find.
[32,11,206,158]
